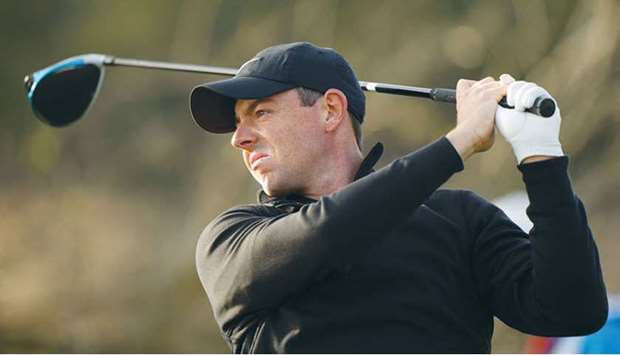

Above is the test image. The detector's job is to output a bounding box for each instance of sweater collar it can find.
[258,142,384,205]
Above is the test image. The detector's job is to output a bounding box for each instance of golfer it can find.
[190,42,607,353]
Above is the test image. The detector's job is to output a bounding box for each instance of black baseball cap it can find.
[189,42,365,133]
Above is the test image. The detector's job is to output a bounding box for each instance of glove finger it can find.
[507,81,527,108]
[499,73,516,85]
[496,105,527,140]
[513,82,538,111]
[521,85,548,110]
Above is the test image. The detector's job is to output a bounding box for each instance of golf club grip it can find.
[430,88,556,117]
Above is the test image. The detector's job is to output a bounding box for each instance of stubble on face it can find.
[233,89,326,197]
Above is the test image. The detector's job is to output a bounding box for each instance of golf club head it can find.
[24,54,108,127]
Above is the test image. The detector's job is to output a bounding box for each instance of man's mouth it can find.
[249,152,270,170]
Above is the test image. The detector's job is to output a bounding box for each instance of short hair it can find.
[295,87,363,149]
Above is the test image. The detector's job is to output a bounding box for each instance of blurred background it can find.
[1,0,619,352]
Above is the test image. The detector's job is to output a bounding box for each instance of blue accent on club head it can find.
[28,58,85,100]
[27,54,107,99]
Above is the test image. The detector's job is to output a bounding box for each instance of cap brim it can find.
[190,76,296,133]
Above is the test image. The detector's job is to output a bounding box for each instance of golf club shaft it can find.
[104,56,554,117]
[105,56,441,100]
[106,56,238,76]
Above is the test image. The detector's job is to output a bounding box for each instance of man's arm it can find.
[463,76,606,334]
[467,157,607,335]
[196,137,463,334]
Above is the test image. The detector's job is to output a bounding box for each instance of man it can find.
[190,42,607,353]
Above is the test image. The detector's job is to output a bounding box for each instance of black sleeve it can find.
[468,156,608,336]
[196,137,463,334]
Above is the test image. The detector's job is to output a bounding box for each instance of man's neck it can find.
[302,149,363,200]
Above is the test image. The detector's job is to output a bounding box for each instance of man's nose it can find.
[231,124,257,150]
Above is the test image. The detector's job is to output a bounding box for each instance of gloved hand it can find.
[495,78,564,164]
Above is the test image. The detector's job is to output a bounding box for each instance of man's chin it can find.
[261,181,290,198]
[262,186,286,198]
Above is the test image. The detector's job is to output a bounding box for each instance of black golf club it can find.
[24,54,556,127]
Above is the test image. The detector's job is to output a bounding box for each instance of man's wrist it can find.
[512,144,564,165]
[446,128,475,162]
[521,155,555,164]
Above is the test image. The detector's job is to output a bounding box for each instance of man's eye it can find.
[255,110,269,117]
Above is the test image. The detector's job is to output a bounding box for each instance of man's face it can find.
[232,89,326,197]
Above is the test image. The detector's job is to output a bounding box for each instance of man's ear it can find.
[322,89,348,132]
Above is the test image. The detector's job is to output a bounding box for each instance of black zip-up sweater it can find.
[196,137,607,353]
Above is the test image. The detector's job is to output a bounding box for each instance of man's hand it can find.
[446,77,507,161]
[496,74,564,164]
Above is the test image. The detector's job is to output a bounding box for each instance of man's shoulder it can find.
[427,188,487,206]
[422,188,496,228]
[199,203,282,239]
[427,188,516,235]
[207,203,283,229]
[218,202,282,217]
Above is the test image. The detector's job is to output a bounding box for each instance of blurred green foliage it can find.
[1,0,619,352]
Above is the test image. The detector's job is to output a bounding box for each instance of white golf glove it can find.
[495,81,564,164]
